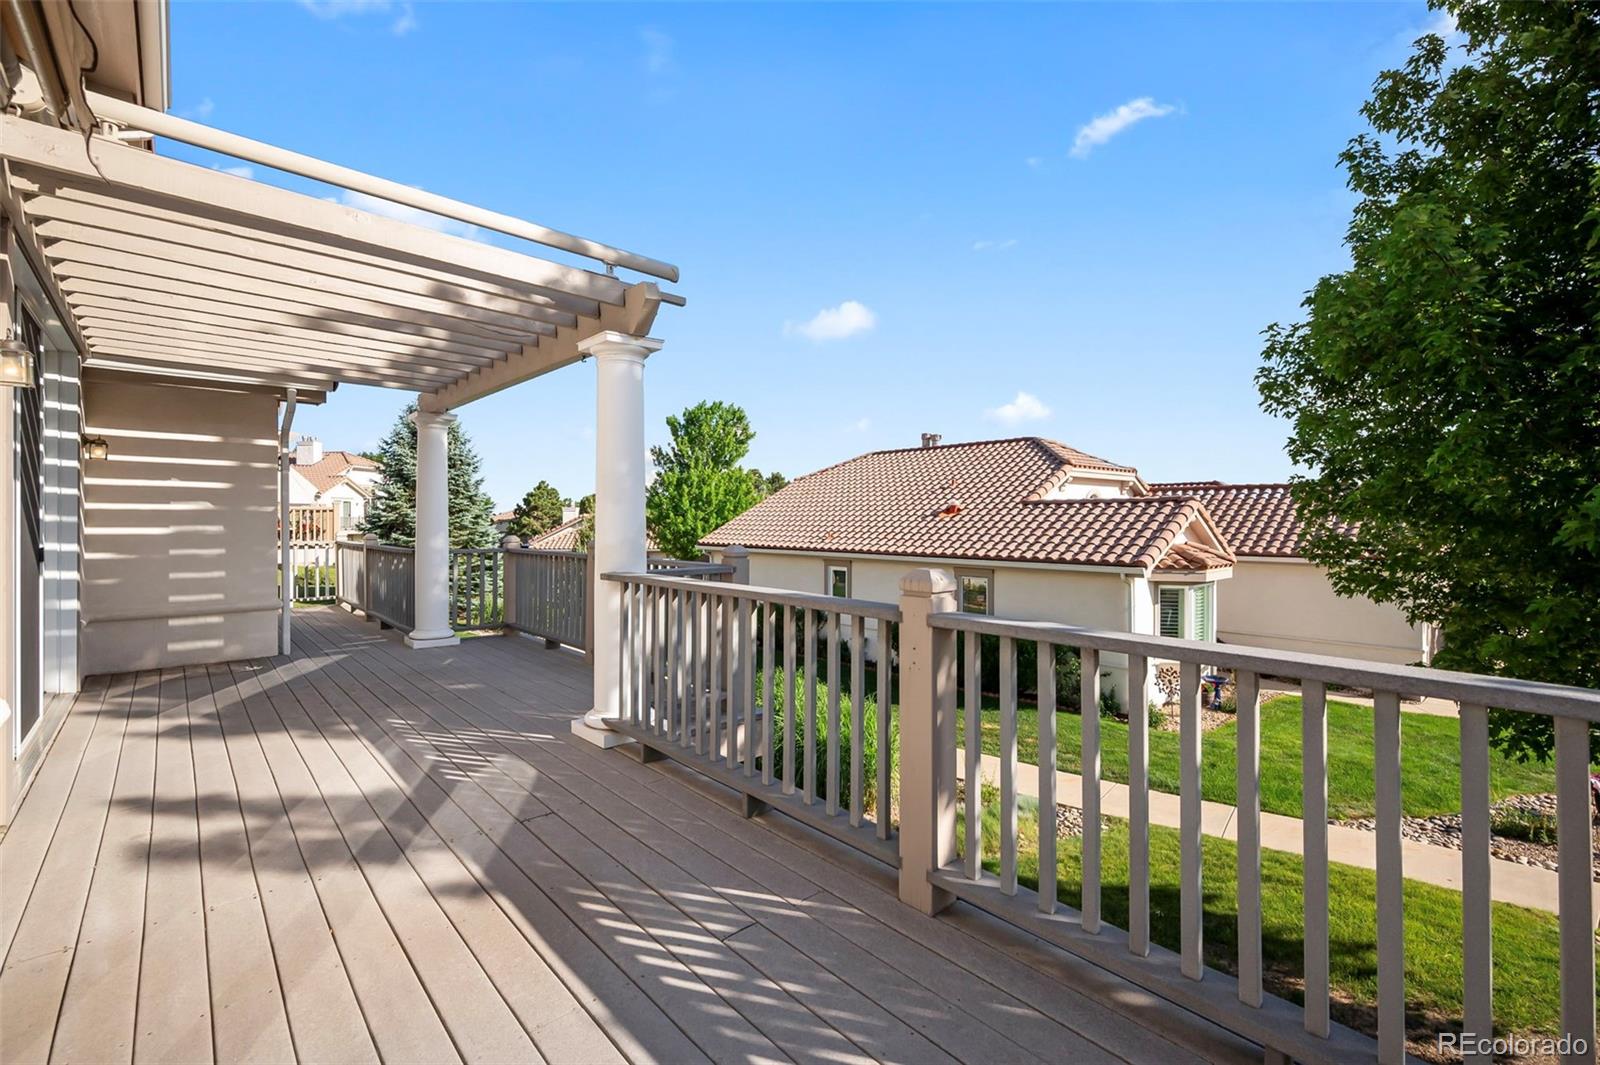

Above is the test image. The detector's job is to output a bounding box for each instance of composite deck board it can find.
[0,605,1255,1064]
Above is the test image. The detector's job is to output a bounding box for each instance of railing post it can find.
[897,567,958,915]
[584,551,596,655]
[723,544,750,585]
[501,534,520,630]
[362,532,377,615]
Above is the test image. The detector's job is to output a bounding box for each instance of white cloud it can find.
[785,300,876,342]
[640,28,674,74]
[1070,97,1177,158]
[972,238,1018,252]
[852,417,871,432]
[985,391,1051,425]
[298,0,417,35]
[1025,156,1044,169]
[214,164,255,179]
[184,97,215,120]
[336,190,479,238]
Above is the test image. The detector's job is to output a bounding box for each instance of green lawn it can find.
[959,694,1564,819]
[963,798,1564,1048]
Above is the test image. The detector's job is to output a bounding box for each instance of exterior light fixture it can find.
[82,435,110,460]
[0,334,35,388]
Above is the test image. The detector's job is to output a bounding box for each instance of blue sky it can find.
[163,1,1449,511]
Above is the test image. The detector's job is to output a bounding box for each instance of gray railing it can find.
[335,540,366,608]
[363,545,415,631]
[505,547,590,649]
[604,570,902,863]
[604,562,1598,1065]
[449,548,505,630]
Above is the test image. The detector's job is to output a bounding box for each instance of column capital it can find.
[577,331,663,363]
[408,408,458,430]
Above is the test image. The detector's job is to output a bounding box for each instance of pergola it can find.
[0,96,681,738]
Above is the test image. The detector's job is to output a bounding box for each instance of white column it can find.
[572,330,661,747]
[405,407,460,649]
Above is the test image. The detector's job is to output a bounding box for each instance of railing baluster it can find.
[1081,647,1101,932]
[1235,669,1262,1007]
[1458,701,1491,1063]
[1128,652,1150,957]
[699,592,713,756]
[709,595,723,761]
[1373,690,1404,1065]
[1554,714,1596,1065]
[1037,640,1057,914]
[964,631,981,879]
[803,608,818,804]
[876,620,892,840]
[674,589,687,747]
[999,635,1018,896]
[849,616,864,826]
[762,603,774,785]
[826,612,841,816]
[741,598,755,776]
[1179,659,1203,980]
[1301,679,1330,1037]
[783,604,797,794]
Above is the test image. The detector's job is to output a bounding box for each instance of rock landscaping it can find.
[1335,792,1599,877]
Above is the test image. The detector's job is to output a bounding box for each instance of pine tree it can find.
[509,481,566,539]
[360,403,496,549]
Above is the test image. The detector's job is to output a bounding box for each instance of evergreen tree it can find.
[510,481,566,539]
[360,403,497,549]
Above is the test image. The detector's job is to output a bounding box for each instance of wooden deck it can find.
[0,605,1255,1064]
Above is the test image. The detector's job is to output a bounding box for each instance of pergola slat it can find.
[86,342,441,391]
[80,328,469,384]
[79,321,491,374]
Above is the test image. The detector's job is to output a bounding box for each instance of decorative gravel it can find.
[1334,793,1599,877]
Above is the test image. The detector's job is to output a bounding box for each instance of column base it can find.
[570,711,636,749]
[404,629,460,650]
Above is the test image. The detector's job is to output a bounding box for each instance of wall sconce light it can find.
[0,335,36,389]
[82,435,110,460]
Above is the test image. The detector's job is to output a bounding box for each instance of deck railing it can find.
[335,536,415,632]
[449,548,505,630]
[604,570,901,861]
[604,563,1599,1065]
[505,547,590,649]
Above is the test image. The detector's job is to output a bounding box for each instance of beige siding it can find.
[81,378,280,673]
[1217,558,1423,665]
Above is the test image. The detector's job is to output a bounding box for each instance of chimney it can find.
[920,433,942,449]
[294,436,323,466]
[561,504,580,524]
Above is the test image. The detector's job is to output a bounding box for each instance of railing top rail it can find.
[606,570,903,622]
[364,543,415,555]
[503,547,588,559]
[450,547,504,556]
[647,561,736,577]
[932,611,1600,721]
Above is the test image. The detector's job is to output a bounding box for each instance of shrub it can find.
[1097,684,1122,719]
[960,634,1083,711]
[764,667,893,815]
[1491,807,1557,845]
[1147,701,1164,729]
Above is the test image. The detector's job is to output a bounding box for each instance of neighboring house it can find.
[701,435,1427,703]
[491,509,518,534]
[520,507,664,555]
[701,436,1237,706]
[1147,482,1431,665]
[287,437,381,535]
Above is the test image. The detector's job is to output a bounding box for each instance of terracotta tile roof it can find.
[1146,482,1353,558]
[702,437,1230,572]
[1155,542,1236,572]
[294,451,379,496]
[492,510,517,524]
[521,516,658,553]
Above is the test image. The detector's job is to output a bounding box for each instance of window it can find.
[1157,583,1216,641]
[956,568,993,615]
[337,499,353,530]
[826,562,850,598]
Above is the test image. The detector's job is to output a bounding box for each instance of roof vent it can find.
[921,432,942,449]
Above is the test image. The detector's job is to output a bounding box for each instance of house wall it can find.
[1217,557,1424,665]
[728,550,1145,705]
[81,378,280,674]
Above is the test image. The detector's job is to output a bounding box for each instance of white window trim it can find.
[1157,582,1215,641]
[824,560,851,599]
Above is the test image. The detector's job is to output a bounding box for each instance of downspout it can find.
[278,389,297,655]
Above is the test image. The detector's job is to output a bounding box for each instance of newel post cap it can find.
[362,532,380,545]
[899,567,957,597]
[501,534,522,549]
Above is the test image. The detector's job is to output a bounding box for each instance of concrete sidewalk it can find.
[956,749,1592,920]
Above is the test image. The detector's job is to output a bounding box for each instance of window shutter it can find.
[1193,584,1213,641]
[1158,587,1182,638]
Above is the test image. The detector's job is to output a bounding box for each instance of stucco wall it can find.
[1217,558,1423,664]
[81,378,280,674]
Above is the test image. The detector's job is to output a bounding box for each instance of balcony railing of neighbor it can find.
[282,505,340,602]
[604,565,1598,1065]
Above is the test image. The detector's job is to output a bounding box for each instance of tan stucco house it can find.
[287,437,381,534]
[701,435,1428,704]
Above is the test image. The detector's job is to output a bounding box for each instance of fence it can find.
[282,505,340,602]
[604,565,1598,1065]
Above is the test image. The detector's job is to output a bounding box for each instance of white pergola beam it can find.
[18,183,598,321]
[64,291,514,363]
[2,115,630,305]
[423,282,662,412]
[78,319,489,374]
[49,242,559,342]
[81,334,458,390]
[88,353,340,393]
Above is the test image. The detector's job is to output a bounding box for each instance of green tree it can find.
[361,403,497,550]
[510,480,566,540]
[646,401,762,559]
[749,469,789,498]
[576,493,596,515]
[1256,1,1600,762]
